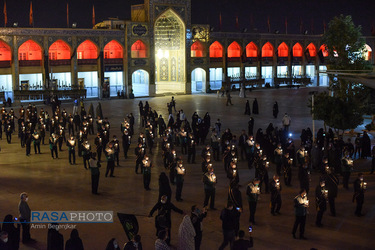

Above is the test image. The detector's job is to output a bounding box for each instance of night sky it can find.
[2,0,375,36]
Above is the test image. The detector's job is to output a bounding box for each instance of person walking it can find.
[149,195,184,245]
[219,202,240,250]
[190,205,207,250]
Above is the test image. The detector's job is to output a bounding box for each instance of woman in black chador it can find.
[273,101,279,118]
[244,100,251,115]
[252,98,259,114]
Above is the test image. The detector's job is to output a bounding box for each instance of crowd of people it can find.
[0,94,372,249]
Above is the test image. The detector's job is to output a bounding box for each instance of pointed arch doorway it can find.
[154,9,186,94]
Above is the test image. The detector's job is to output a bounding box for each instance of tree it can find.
[311,15,372,134]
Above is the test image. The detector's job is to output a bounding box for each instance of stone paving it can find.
[0,87,374,249]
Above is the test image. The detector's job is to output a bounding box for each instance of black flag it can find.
[117,213,139,241]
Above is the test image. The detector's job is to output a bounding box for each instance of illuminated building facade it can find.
[0,0,374,101]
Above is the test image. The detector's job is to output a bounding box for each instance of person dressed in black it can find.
[361,131,371,158]
[49,133,59,159]
[219,201,240,250]
[190,205,207,250]
[270,175,282,215]
[66,136,76,165]
[187,134,197,164]
[32,131,41,154]
[25,132,32,156]
[65,229,84,250]
[341,152,353,190]
[353,173,366,216]
[272,101,279,118]
[148,195,183,245]
[47,223,64,250]
[252,98,259,115]
[81,140,91,170]
[233,230,253,250]
[292,189,309,240]
[246,178,260,223]
[2,214,20,250]
[248,117,254,136]
[135,143,145,174]
[175,160,186,201]
[274,144,283,176]
[105,143,115,177]
[158,172,172,203]
[142,155,152,190]
[282,152,292,186]
[89,152,101,194]
[122,129,131,159]
[315,179,328,227]
[244,100,251,115]
[323,166,339,217]
[105,238,120,250]
[123,234,142,250]
[18,193,32,243]
[298,163,310,194]
[203,166,217,210]
[94,133,103,162]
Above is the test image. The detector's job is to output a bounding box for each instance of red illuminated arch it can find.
[191,41,204,57]
[131,40,147,58]
[227,41,241,58]
[293,43,303,57]
[0,40,11,61]
[18,40,42,61]
[104,40,123,59]
[77,40,98,59]
[306,43,317,57]
[209,41,223,58]
[246,42,258,57]
[319,44,328,57]
[278,42,289,57]
[49,40,71,60]
[261,42,274,57]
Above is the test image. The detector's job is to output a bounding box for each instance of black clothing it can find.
[324,172,339,216]
[191,211,207,250]
[270,179,282,214]
[65,229,84,250]
[219,208,240,250]
[315,184,327,226]
[298,167,310,194]
[252,99,259,114]
[353,178,365,216]
[149,201,183,245]
[233,237,253,250]
[47,228,64,250]
[272,102,279,118]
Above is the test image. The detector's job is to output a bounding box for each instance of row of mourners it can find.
[0,38,372,67]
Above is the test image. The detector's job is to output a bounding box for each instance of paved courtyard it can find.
[0,87,374,249]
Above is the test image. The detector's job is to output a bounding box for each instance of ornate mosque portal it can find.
[154,9,186,94]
